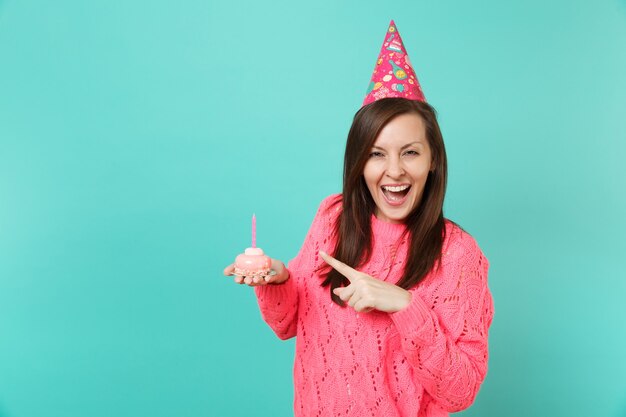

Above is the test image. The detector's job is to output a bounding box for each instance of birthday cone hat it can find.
[363,20,425,106]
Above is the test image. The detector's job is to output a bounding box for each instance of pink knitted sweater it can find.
[255,195,494,417]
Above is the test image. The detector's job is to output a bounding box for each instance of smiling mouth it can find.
[381,184,411,202]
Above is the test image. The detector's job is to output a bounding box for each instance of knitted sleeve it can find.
[389,231,494,412]
[254,194,340,340]
[254,274,299,340]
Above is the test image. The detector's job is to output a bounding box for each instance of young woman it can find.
[223,97,494,416]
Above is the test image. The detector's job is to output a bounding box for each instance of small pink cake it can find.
[234,247,272,276]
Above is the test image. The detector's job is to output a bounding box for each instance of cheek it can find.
[412,159,433,180]
[363,163,381,187]
[417,166,431,180]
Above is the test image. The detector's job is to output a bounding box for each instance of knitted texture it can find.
[255,195,494,417]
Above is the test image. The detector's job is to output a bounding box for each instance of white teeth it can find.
[382,185,410,192]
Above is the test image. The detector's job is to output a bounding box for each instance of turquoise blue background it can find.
[1,0,625,416]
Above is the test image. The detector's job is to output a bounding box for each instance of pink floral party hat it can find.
[363,20,425,106]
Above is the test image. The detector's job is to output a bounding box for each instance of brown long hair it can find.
[321,98,448,306]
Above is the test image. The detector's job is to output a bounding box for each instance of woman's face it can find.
[363,113,432,223]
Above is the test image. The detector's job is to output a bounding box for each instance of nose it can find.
[385,155,405,178]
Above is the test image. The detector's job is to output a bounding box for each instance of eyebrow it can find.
[371,141,424,150]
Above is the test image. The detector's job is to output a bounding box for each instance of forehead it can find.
[373,113,427,147]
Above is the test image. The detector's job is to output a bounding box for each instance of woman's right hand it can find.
[223,258,290,286]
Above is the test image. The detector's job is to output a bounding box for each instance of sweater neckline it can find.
[371,214,407,240]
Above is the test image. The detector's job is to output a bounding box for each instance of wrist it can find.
[394,288,412,312]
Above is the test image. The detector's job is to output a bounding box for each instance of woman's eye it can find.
[404,150,419,156]
[369,151,384,158]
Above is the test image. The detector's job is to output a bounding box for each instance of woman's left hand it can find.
[319,251,412,313]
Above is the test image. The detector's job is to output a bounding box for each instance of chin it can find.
[374,192,419,223]
[376,207,412,224]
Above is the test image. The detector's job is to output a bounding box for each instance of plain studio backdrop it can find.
[1,1,625,416]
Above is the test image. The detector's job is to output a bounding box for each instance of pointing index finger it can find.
[319,251,360,283]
